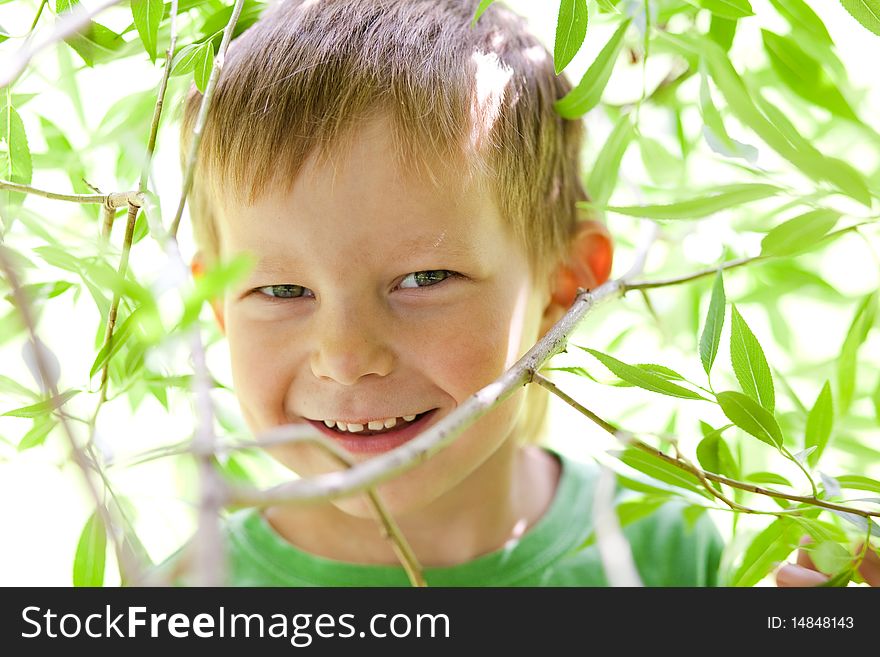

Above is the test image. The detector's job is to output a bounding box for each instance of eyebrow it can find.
[251,235,478,272]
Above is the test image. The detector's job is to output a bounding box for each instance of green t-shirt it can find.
[190,447,724,587]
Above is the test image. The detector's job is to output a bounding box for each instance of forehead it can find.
[216,114,513,262]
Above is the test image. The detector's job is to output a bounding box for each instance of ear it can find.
[540,220,613,336]
[191,251,226,334]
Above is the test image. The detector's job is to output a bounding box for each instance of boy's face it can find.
[209,114,556,518]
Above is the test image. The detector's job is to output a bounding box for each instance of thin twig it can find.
[0,179,141,207]
[533,373,880,520]
[101,204,114,240]
[0,0,128,88]
[170,0,246,238]
[593,465,643,586]
[139,0,179,194]
[624,255,759,291]
[672,444,751,513]
[95,204,139,405]
[188,325,226,586]
[0,245,144,583]
[90,1,180,434]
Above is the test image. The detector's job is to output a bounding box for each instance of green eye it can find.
[399,270,456,289]
[257,284,311,299]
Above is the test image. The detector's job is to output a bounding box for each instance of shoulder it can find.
[147,509,275,586]
[539,448,725,587]
[621,497,725,586]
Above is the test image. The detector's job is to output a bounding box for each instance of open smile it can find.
[305,408,440,454]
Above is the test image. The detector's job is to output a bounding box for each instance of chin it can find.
[331,470,446,520]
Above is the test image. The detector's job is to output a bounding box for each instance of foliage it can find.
[0,0,878,587]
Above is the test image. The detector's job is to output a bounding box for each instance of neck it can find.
[263,442,560,567]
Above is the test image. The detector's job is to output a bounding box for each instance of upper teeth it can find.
[323,414,418,433]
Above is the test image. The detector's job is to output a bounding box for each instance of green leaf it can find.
[131,0,164,62]
[840,0,880,36]
[554,0,588,74]
[665,31,873,205]
[790,517,848,545]
[170,43,203,76]
[634,364,688,381]
[754,94,872,206]
[3,389,80,418]
[596,0,621,11]
[804,381,833,469]
[580,496,670,549]
[687,0,754,20]
[699,270,726,376]
[38,116,95,218]
[829,509,880,537]
[0,374,38,400]
[73,511,106,587]
[717,390,783,448]
[555,19,630,118]
[213,454,253,486]
[471,0,496,26]
[140,190,163,238]
[760,208,841,257]
[810,541,854,575]
[586,114,633,207]
[607,363,692,388]
[600,183,781,220]
[89,312,139,380]
[194,42,214,94]
[818,567,855,587]
[180,252,256,328]
[708,15,737,51]
[616,448,713,499]
[745,471,792,486]
[835,475,880,494]
[683,504,708,529]
[873,375,880,424]
[578,347,707,400]
[17,416,56,451]
[4,280,75,306]
[761,30,856,120]
[699,70,757,162]
[768,0,833,44]
[638,136,682,186]
[731,517,802,587]
[730,306,775,412]
[0,101,33,222]
[696,422,739,484]
[837,292,877,414]
[73,23,124,66]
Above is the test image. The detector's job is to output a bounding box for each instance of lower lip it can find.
[306,409,439,455]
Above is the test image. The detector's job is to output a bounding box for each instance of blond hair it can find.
[180,0,588,443]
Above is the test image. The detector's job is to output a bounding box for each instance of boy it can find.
[177,0,723,586]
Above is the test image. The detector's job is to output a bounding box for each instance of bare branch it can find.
[0,0,128,89]
[624,255,759,291]
[95,203,139,405]
[535,374,880,520]
[170,0,246,238]
[139,0,179,194]
[0,179,141,208]
[0,245,145,583]
[593,466,643,586]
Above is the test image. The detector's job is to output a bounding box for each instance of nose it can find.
[309,297,395,385]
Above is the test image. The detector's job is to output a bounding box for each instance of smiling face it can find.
[209,113,554,518]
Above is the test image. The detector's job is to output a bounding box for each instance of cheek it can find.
[409,282,532,399]
[225,315,296,430]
